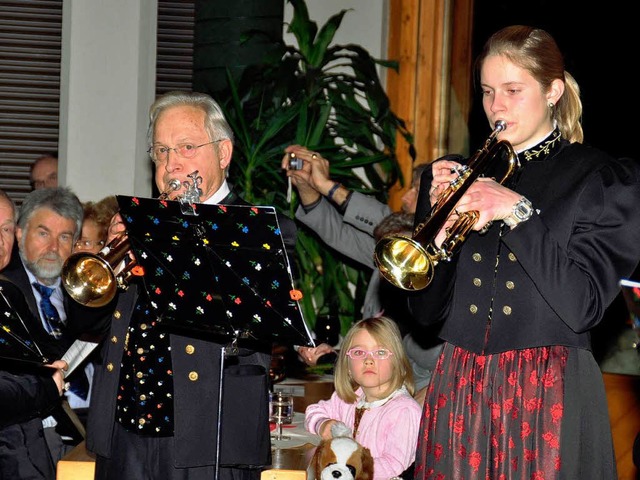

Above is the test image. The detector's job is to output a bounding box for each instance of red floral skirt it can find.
[414,343,569,479]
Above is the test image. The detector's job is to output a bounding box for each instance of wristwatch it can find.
[503,196,533,228]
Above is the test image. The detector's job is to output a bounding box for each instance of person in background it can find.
[74,196,119,254]
[410,25,640,479]
[305,316,422,480]
[2,187,92,462]
[85,90,297,480]
[293,211,415,369]
[30,153,58,190]
[0,190,15,270]
[282,147,456,393]
[0,188,73,480]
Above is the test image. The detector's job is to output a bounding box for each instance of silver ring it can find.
[311,153,317,159]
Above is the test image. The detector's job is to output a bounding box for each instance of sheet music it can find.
[61,339,99,376]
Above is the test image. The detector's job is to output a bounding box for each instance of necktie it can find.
[32,282,90,400]
[32,282,64,338]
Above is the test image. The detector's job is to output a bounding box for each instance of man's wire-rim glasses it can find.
[148,139,223,164]
[345,348,394,360]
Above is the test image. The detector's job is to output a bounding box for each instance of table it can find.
[56,441,95,480]
[57,413,320,480]
[262,412,320,479]
[273,374,335,413]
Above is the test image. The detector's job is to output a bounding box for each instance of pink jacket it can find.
[305,387,422,479]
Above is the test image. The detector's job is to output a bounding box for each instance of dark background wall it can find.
[469,0,637,160]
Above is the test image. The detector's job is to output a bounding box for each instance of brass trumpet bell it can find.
[62,233,133,308]
[374,236,433,290]
[62,253,119,308]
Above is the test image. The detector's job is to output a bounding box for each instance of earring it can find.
[548,102,555,109]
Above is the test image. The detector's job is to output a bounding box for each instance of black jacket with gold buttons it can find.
[409,139,640,355]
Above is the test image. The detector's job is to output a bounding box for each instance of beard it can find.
[20,250,64,282]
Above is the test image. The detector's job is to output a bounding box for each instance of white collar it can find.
[202,181,230,204]
[356,385,408,409]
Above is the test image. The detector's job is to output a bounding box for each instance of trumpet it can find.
[62,173,201,307]
[373,121,519,291]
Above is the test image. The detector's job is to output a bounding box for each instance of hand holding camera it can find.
[288,152,304,170]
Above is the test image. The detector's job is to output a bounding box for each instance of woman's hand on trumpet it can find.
[453,178,522,231]
[429,159,464,207]
[428,159,464,248]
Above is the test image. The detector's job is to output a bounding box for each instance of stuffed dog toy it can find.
[312,422,374,480]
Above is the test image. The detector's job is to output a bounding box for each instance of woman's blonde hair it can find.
[475,25,583,143]
[334,316,414,403]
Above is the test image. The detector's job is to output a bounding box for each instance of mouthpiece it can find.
[494,120,507,132]
[158,178,182,200]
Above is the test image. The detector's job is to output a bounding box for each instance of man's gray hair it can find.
[147,91,234,147]
[17,187,83,242]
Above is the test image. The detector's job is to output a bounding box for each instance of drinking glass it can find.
[269,391,294,441]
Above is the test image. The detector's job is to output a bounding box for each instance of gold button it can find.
[473,278,482,287]
[110,336,118,343]
[106,363,114,372]
[503,305,512,315]
[114,310,121,319]
[137,348,144,354]
[140,394,146,401]
[138,418,146,425]
[506,281,515,290]
[185,345,195,355]
[140,323,148,330]
[136,371,144,379]
[508,252,517,262]
[469,304,478,314]
[189,371,199,381]
[472,253,482,262]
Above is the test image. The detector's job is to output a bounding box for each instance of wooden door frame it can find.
[386,0,474,211]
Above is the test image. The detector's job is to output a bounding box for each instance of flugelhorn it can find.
[62,173,201,307]
[373,121,519,291]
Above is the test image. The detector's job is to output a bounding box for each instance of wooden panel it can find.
[603,372,640,480]
[386,0,420,212]
[56,441,95,480]
[386,0,474,211]
[261,469,307,480]
[448,0,474,156]
[414,0,448,163]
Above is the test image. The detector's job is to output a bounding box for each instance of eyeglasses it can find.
[148,140,223,164]
[74,239,106,250]
[345,348,394,360]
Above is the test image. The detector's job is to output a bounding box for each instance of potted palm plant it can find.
[217,0,414,336]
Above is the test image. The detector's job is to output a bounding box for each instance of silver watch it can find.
[503,196,533,227]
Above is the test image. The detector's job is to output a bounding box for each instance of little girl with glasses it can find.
[305,316,422,480]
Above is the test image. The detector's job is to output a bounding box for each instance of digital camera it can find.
[288,153,304,170]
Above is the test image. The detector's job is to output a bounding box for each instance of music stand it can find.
[116,195,313,477]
